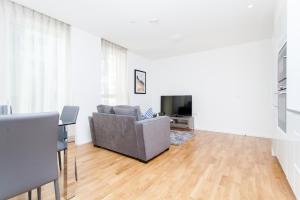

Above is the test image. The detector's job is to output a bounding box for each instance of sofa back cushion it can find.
[97,105,114,114]
[113,105,142,121]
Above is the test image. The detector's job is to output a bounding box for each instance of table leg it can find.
[63,148,68,199]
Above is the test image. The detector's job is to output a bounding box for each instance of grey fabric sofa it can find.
[89,105,170,162]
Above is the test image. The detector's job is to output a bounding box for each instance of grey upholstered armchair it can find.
[0,113,61,200]
[89,108,170,162]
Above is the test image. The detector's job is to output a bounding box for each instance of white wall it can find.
[70,27,102,145]
[127,52,153,112]
[151,39,276,138]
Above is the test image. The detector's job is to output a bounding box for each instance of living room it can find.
[1,0,300,199]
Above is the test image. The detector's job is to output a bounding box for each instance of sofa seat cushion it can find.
[97,105,114,114]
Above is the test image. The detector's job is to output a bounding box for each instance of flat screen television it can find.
[161,95,192,117]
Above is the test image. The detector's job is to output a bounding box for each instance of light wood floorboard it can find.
[12,130,295,200]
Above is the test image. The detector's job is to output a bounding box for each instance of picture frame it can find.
[134,69,146,94]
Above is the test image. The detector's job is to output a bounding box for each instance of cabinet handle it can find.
[279,91,287,95]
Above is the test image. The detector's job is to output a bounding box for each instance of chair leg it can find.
[58,151,62,171]
[75,157,78,182]
[28,190,32,200]
[37,187,41,200]
[54,179,60,200]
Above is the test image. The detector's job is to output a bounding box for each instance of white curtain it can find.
[0,0,70,113]
[101,39,128,105]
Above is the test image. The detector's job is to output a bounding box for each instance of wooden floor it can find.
[13,130,295,200]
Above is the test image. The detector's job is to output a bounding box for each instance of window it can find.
[100,39,128,105]
[0,0,70,113]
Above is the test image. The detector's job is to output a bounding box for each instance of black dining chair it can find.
[0,113,61,200]
[57,106,79,172]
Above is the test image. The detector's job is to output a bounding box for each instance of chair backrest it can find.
[0,112,59,199]
[0,105,12,115]
[60,106,79,124]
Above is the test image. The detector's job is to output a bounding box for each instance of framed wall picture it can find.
[134,70,146,94]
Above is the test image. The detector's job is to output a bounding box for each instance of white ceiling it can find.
[12,0,275,59]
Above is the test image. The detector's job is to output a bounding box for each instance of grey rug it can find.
[170,130,194,145]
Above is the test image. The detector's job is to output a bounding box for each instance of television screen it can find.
[161,95,192,117]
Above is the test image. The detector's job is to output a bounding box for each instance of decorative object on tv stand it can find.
[134,70,146,94]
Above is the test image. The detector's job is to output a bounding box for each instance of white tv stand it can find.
[170,116,194,130]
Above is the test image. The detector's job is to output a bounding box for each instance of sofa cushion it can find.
[134,106,142,121]
[114,105,143,121]
[97,105,114,114]
[113,106,141,121]
[142,107,155,119]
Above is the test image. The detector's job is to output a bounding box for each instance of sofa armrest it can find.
[135,116,170,161]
